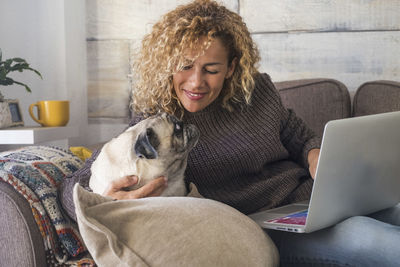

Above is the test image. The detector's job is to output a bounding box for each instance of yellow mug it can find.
[29,100,70,127]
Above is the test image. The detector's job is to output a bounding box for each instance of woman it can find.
[61,0,400,266]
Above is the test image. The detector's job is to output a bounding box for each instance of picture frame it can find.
[0,99,24,128]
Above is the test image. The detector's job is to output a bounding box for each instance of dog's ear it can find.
[134,129,158,159]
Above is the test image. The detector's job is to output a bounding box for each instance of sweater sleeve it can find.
[59,114,145,222]
[280,109,321,168]
[256,73,321,168]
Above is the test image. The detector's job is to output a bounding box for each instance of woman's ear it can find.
[225,57,237,79]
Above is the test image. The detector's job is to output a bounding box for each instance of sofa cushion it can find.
[275,79,351,137]
[73,184,279,267]
[353,80,400,117]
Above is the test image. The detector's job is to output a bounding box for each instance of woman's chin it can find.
[185,106,203,113]
[182,103,206,113]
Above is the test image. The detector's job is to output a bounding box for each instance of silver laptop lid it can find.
[305,111,400,232]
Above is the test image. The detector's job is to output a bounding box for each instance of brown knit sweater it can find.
[60,73,320,221]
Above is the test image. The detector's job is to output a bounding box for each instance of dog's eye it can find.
[174,122,183,136]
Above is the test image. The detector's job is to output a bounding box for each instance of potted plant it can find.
[0,48,42,102]
[0,48,42,128]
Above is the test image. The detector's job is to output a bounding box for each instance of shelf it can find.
[0,126,78,145]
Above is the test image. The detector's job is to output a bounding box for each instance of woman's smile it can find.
[173,37,236,113]
[183,89,208,101]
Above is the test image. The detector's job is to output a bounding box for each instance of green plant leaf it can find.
[0,48,42,92]
[28,67,43,79]
[11,57,26,63]
[4,59,12,70]
[0,77,15,86]
[12,80,32,92]
[11,63,29,72]
[0,69,6,80]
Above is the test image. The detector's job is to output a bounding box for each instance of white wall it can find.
[0,0,88,146]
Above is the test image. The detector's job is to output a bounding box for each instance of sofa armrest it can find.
[353,80,400,116]
[0,181,46,267]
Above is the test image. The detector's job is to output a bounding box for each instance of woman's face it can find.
[173,37,236,113]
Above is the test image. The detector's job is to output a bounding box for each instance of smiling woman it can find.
[172,37,236,113]
[131,0,259,118]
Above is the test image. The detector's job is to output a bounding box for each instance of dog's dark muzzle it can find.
[184,124,200,149]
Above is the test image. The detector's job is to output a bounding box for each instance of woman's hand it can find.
[103,175,168,200]
[307,148,320,179]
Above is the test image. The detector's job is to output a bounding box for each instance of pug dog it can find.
[89,113,200,196]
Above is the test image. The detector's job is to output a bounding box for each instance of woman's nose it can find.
[188,68,204,89]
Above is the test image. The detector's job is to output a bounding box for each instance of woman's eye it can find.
[205,69,218,74]
[182,65,192,70]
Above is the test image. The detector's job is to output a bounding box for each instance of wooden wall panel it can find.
[88,80,131,118]
[86,0,238,40]
[240,0,400,33]
[253,31,400,92]
[87,40,131,118]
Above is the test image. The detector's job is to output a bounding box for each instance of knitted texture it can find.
[0,146,95,267]
[182,73,320,214]
[60,73,320,220]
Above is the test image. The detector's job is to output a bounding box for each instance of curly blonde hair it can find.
[132,0,260,117]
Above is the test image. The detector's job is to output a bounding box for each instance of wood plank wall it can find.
[87,0,400,122]
[244,0,400,92]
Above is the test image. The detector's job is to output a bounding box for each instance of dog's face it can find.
[89,112,199,196]
[133,113,199,162]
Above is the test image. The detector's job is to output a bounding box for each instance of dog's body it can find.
[89,113,200,196]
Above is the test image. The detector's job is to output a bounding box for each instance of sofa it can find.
[1,77,399,266]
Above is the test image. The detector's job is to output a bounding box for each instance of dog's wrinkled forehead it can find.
[141,113,184,143]
[145,113,180,131]
[134,113,185,159]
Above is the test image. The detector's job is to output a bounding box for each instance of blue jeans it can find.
[267,203,400,266]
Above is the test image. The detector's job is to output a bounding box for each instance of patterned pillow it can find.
[0,146,95,266]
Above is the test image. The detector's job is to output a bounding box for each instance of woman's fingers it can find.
[102,175,167,200]
[103,175,138,195]
[130,177,168,198]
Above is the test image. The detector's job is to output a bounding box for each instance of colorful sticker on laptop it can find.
[266,210,308,225]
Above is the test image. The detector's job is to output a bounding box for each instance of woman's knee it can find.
[369,203,400,225]
[332,216,400,266]
[335,215,395,241]
[337,215,372,229]
[271,215,399,266]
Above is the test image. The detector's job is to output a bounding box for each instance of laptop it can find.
[248,111,400,233]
